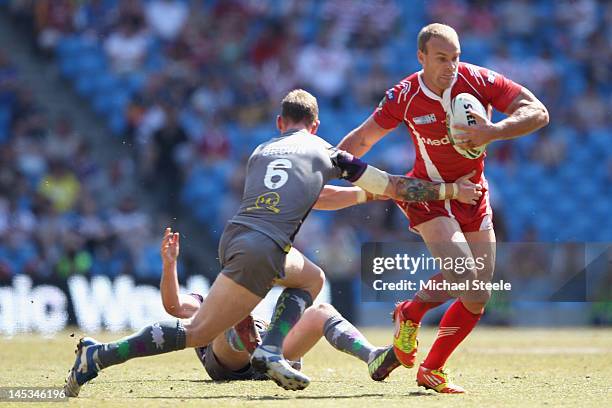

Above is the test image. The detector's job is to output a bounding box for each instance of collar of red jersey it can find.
[417,70,456,112]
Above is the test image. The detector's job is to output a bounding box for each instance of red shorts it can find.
[395,189,493,234]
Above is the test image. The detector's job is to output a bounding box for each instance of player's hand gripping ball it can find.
[446,93,489,159]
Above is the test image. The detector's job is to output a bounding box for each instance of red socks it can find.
[401,298,443,324]
[422,299,482,370]
[400,273,451,323]
[400,274,483,370]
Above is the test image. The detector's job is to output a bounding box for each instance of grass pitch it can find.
[1,327,611,407]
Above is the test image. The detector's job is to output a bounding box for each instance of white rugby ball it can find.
[447,93,488,159]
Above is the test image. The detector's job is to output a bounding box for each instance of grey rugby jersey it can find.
[229,129,342,252]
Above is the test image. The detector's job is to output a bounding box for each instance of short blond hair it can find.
[417,23,459,53]
[281,89,319,126]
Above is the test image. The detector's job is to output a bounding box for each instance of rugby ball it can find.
[446,93,488,159]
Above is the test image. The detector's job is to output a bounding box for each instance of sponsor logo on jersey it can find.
[413,113,437,125]
[247,192,281,213]
[416,133,451,146]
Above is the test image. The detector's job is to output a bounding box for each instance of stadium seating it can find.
[0,0,609,285]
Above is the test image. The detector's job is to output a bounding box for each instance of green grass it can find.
[1,327,611,407]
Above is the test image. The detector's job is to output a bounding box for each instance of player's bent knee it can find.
[302,303,336,333]
[442,265,479,293]
[461,299,488,315]
[183,319,218,348]
[311,303,337,320]
[305,266,325,298]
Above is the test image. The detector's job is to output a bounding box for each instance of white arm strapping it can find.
[356,189,367,204]
[439,183,459,200]
[352,165,389,195]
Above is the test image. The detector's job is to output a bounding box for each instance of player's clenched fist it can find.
[161,227,180,263]
[454,170,483,205]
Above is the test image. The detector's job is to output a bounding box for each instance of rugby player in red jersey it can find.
[338,23,549,393]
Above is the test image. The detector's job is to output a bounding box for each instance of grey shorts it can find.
[199,347,267,381]
[196,347,302,382]
[218,223,287,298]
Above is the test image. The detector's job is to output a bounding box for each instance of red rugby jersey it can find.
[373,62,522,184]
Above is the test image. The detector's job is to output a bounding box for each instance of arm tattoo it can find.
[392,176,440,202]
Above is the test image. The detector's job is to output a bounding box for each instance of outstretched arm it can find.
[314,185,387,210]
[332,151,482,204]
[160,228,200,319]
[379,171,480,204]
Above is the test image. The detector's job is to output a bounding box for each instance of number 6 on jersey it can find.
[264,159,292,189]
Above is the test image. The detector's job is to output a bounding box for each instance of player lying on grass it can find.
[159,228,400,382]
[65,89,482,396]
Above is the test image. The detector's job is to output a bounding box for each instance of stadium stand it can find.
[0,1,610,320]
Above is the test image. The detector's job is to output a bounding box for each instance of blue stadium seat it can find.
[564,71,587,97]
[108,109,127,135]
[553,196,576,219]
[92,89,129,115]
[60,57,79,79]
[75,70,101,97]
[588,129,610,155]
[558,165,582,184]
[460,36,492,65]
[0,105,11,143]
[120,72,147,95]
[91,72,120,96]
[56,35,89,60]
[75,51,107,74]
[181,167,223,206]
[591,199,609,220]
[135,244,162,279]
[63,49,107,81]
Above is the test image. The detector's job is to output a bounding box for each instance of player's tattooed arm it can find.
[332,150,482,204]
[386,176,441,202]
[384,171,482,204]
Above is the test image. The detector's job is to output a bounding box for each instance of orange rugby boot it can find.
[416,364,466,393]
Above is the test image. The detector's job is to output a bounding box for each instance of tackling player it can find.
[64,89,482,396]
[159,227,401,382]
[338,23,549,393]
